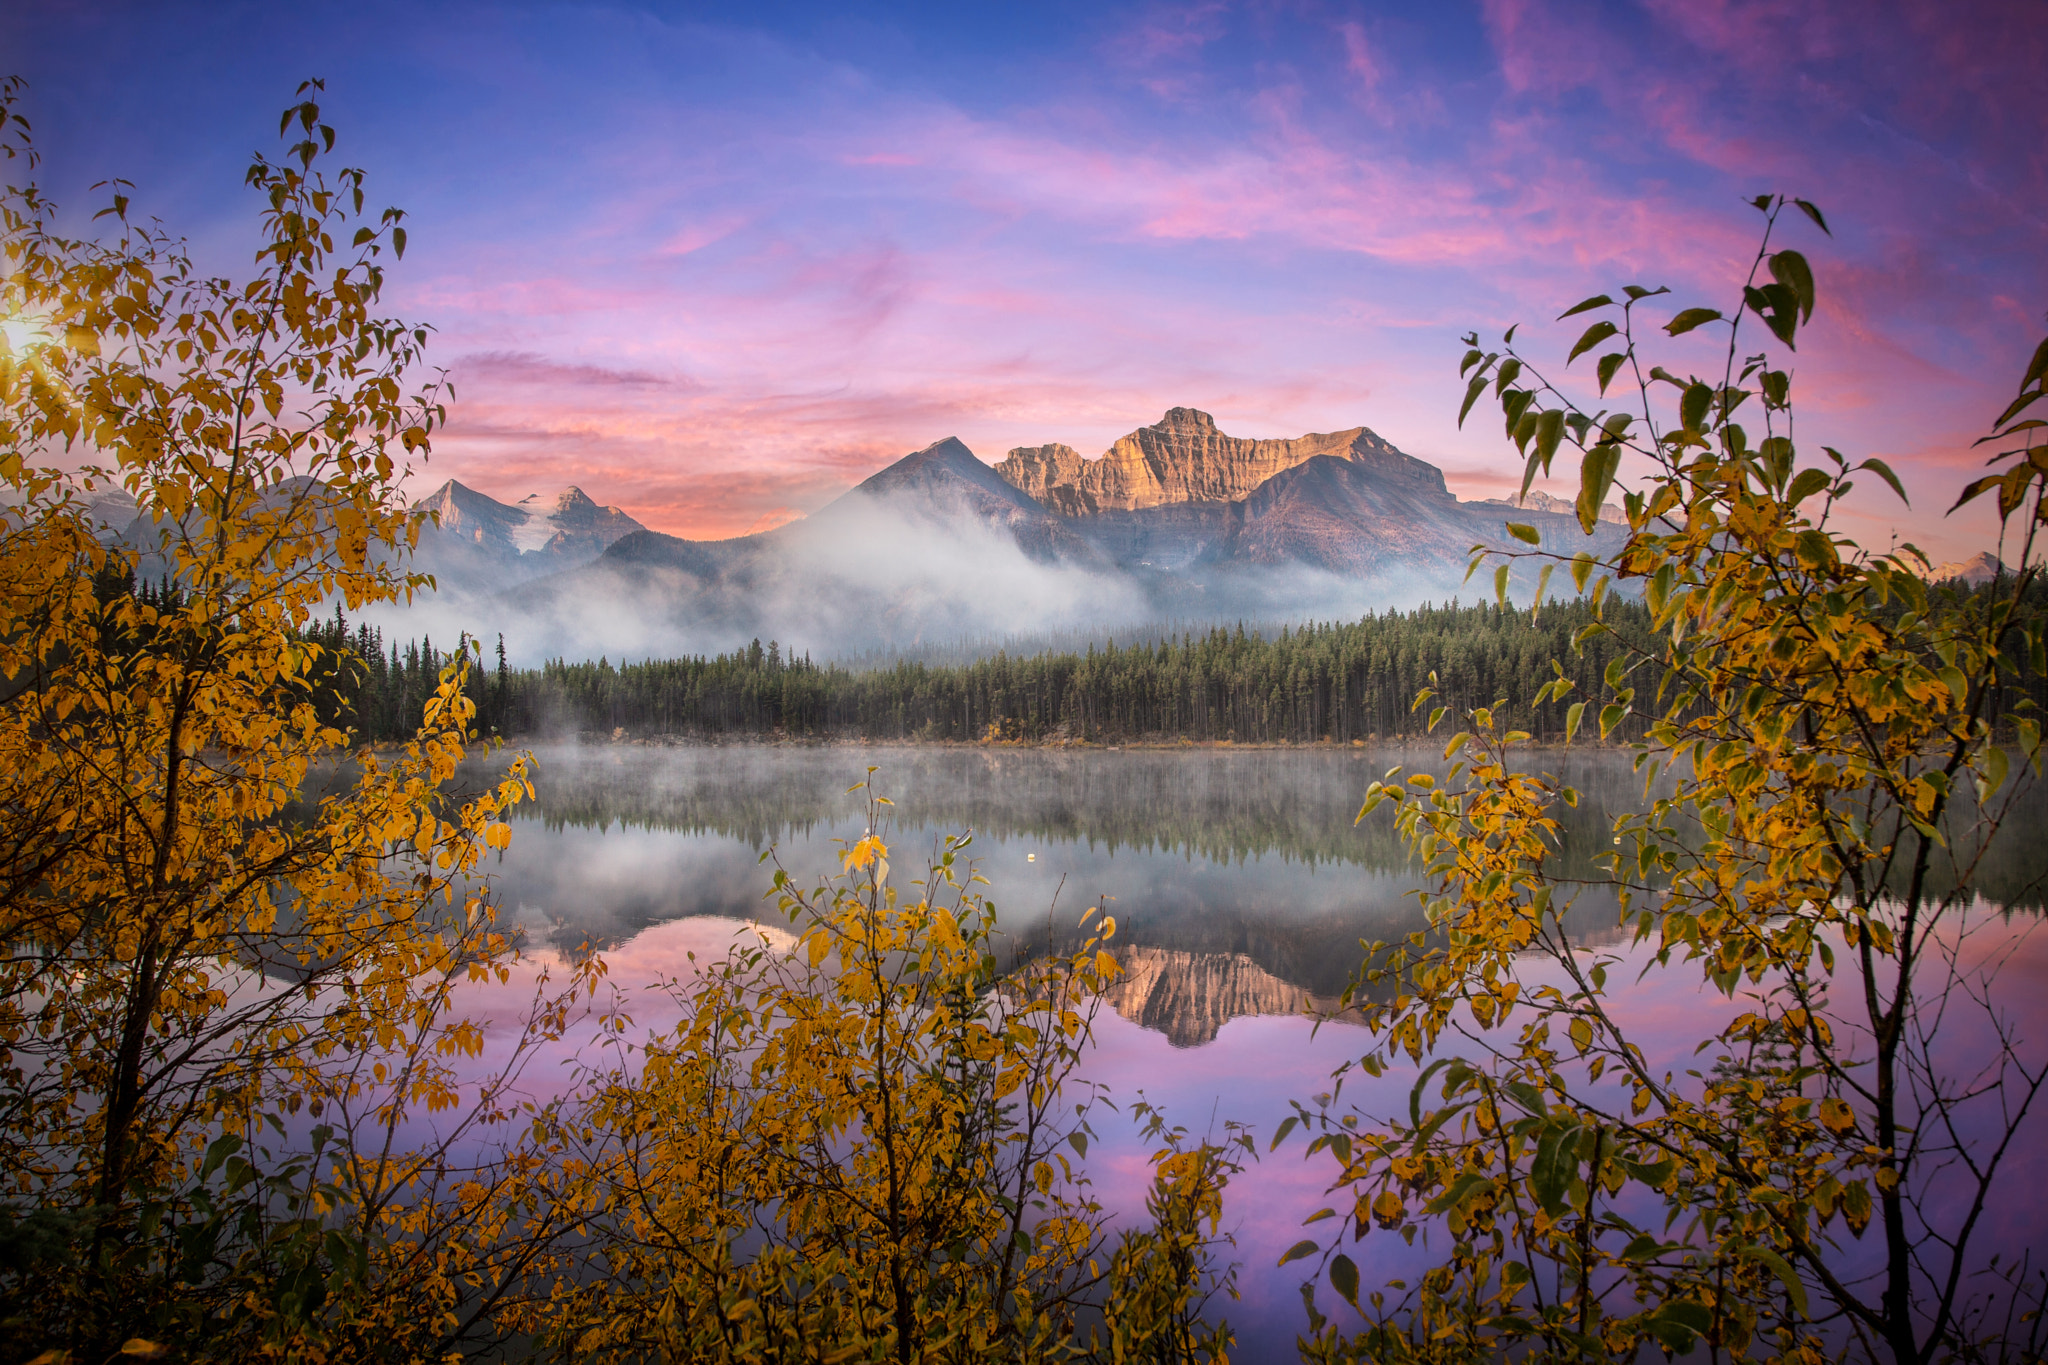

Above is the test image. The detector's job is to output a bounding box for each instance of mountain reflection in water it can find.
[458,743,2042,1047]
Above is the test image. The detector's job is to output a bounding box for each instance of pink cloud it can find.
[1337,21,1380,93]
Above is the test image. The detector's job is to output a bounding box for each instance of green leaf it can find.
[1620,1234,1663,1262]
[1577,443,1621,533]
[1990,384,2046,433]
[1794,528,1836,569]
[1649,1299,1715,1352]
[1330,1252,1360,1303]
[1665,307,1723,337]
[1501,388,1534,434]
[1794,198,1831,235]
[1760,436,1794,489]
[1980,743,2009,800]
[1566,701,1587,744]
[1068,1131,1088,1157]
[1785,468,1832,505]
[1459,373,1489,428]
[1736,1244,1809,1314]
[1596,351,1626,394]
[1494,563,1511,605]
[2020,334,2048,391]
[1949,474,2002,514]
[1507,521,1541,545]
[1536,407,1565,471]
[1558,294,1614,319]
[1530,1121,1582,1214]
[1744,282,1800,347]
[1424,1169,1497,1216]
[1512,408,1541,453]
[1568,320,1619,364]
[1858,456,1909,505]
[1769,250,1815,323]
[1680,381,1713,433]
[1279,1239,1320,1267]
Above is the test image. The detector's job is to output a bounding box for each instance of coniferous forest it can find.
[309,598,1666,745]
[301,584,2045,747]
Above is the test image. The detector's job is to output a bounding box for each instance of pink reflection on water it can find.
[446,906,2048,1361]
[1073,904,2048,1354]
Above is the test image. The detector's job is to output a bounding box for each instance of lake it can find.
[457,742,2048,1360]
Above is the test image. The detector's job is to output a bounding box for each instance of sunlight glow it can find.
[0,313,53,355]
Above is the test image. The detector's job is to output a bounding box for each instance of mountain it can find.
[410,481,644,590]
[994,407,1423,514]
[1479,488,1627,526]
[510,438,1138,658]
[1925,551,2009,586]
[472,410,1625,661]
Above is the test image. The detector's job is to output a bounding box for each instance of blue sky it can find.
[6,0,2043,559]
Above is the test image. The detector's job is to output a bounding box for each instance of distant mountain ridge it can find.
[410,480,644,591]
[1479,488,1627,526]
[480,408,1628,660]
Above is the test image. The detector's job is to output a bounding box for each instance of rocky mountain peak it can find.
[993,411,1439,516]
[842,436,1052,527]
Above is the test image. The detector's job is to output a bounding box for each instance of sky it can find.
[5,0,2045,561]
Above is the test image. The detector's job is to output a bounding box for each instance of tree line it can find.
[321,584,2044,747]
[322,598,1670,744]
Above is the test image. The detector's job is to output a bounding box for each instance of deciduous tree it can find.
[1284,199,2048,1364]
[0,77,586,1360]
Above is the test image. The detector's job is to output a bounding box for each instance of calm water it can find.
[455,743,2048,1360]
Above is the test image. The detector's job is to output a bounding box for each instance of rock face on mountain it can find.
[995,407,1426,515]
[1099,945,1355,1048]
[1071,452,1516,579]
